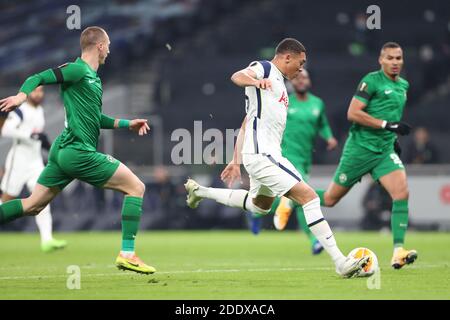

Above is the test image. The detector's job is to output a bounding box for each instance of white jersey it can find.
[1,102,45,170]
[242,60,289,158]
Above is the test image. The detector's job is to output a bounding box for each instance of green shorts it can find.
[37,144,121,191]
[333,140,404,188]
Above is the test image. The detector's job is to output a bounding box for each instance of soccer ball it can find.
[348,247,379,277]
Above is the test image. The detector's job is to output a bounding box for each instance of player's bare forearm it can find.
[232,116,247,165]
[347,97,384,129]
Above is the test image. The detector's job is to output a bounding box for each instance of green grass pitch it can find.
[0,231,449,299]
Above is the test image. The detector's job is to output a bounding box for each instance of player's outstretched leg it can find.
[286,181,368,278]
[273,196,322,255]
[103,163,155,275]
[185,178,272,215]
[0,184,59,225]
[379,170,418,269]
[295,206,323,255]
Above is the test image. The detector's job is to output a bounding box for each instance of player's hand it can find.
[254,79,272,91]
[0,92,27,112]
[220,163,242,188]
[129,119,150,136]
[394,139,402,156]
[384,121,412,136]
[326,137,338,150]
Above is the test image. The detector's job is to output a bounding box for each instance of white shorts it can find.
[242,153,302,199]
[1,162,43,197]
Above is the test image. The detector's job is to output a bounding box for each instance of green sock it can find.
[316,189,325,206]
[296,206,317,246]
[0,199,24,225]
[391,199,409,247]
[121,196,143,252]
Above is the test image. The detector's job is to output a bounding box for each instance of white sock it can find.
[196,187,270,215]
[35,205,53,243]
[196,187,247,207]
[302,198,345,265]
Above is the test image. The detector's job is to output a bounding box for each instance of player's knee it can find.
[128,179,145,197]
[393,186,409,201]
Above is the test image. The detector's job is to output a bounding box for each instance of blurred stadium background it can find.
[0,0,449,233]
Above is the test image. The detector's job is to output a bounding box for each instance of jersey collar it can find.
[380,69,399,83]
[76,57,98,75]
[271,62,286,79]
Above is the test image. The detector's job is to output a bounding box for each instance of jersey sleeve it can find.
[318,100,334,140]
[353,74,377,104]
[19,63,87,95]
[246,61,265,80]
[0,110,33,140]
[100,113,116,129]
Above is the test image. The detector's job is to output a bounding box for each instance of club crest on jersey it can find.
[339,173,347,184]
[278,91,289,108]
[312,108,320,117]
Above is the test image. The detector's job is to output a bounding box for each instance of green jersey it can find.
[19,57,115,152]
[352,69,409,153]
[281,93,333,173]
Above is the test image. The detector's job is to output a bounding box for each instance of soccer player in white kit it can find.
[0,86,67,252]
[185,38,368,277]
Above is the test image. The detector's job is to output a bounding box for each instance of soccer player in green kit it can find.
[0,26,155,274]
[272,69,338,254]
[315,42,418,269]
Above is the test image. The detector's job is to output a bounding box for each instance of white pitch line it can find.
[0,264,445,281]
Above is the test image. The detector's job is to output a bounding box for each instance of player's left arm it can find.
[348,76,411,135]
[221,116,246,187]
[318,102,337,150]
[100,113,150,136]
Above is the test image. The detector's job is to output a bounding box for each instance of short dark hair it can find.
[275,38,306,55]
[80,26,107,51]
[381,41,401,52]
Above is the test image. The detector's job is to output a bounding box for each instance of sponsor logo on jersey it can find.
[88,79,96,84]
[106,155,115,163]
[278,91,289,108]
[339,173,347,184]
[384,89,393,95]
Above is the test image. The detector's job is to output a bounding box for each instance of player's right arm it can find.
[0,63,86,112]
[230,63,271,90]
[347,75,411,135]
